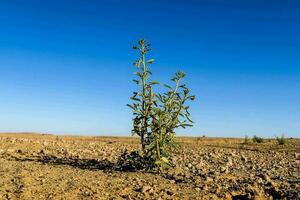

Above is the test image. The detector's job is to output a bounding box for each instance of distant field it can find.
[0,133,299,199]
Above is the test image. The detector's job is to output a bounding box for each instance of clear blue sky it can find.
[0,0,299,137]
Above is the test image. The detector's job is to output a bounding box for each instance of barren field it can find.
[0,133,299,200]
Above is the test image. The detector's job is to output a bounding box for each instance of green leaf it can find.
[189,95,196,100]
[147,59,154,64]
[182,123,193,127]
[186,115,194,123]
[176,71,186,79]
[149,81,160,85]
[135,72,142,78]
[133,79,140,84]
[132,92,138,98]
[161,157,169,163]
[179,84,186,89]
[164,84,172,89]
[179,113,185,117]
[126,104,134,109]
[130,97,141,102]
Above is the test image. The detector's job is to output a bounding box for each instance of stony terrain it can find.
[0,133,299,200]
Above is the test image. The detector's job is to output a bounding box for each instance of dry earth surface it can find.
[0,133,299,200]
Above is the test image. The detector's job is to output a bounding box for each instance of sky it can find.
[0,0,299,137]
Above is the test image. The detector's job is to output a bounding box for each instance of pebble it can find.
[220,166,228,173]
[141,185,153,194]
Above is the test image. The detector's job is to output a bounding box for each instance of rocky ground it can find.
[0,133,299,200]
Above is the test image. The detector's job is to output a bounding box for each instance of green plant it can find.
[243,135,250,144]
[127,39,157,151]
[276,134,286,145]
[115,150,155,171]
[148,71,195,170]
[128,39,195,171]
[252,135,264,143]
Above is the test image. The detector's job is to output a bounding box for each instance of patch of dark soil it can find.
[231,194,251,200]
[7,154,114,171]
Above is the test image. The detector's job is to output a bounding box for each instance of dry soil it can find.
[0,133,299,200]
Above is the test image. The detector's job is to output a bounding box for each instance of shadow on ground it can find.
[6,153,115,171]
[4,150,153,172]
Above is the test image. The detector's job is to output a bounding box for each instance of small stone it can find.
[226,158,233,166]
[164,189,174,195]
[141,185,153,194]
[220,166,228,173]
[206,177,213,182]
[195,162,205,171]
[261,174,271,182]
[241,155,247,162]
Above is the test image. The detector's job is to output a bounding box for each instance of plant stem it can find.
[141,45,147,152]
